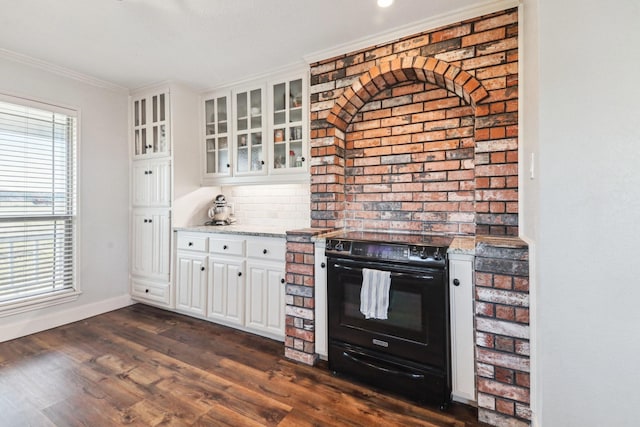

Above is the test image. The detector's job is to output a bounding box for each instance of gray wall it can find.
[523,0,640,425]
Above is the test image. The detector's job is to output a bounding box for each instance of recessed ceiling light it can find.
[377,0,394,7]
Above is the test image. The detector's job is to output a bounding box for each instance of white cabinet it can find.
[131,209,170,281]
[314,243,328,358]
[173,231,285,340]
[269,75,308,174]
[130,84,202,309]
[176,252,208,316]
[132,91,170,159]
[233,85,266,176]
[207,256,245,326]
[245,237,286,339]
[203,91,232,178]
[449,253,476,403]
[201,69,308,186]
[132,158,171,207]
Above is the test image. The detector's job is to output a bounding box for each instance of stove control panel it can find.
[409,245,444,263]
[326,239,447,266]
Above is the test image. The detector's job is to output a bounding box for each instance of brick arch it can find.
[326,56,488,132]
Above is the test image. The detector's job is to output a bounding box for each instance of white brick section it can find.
[477,393,497,410]
[285,305,314,320]
[476,287,529,307]
[310,81,336,95]
[475,138,518,153]
[477,348,530,372]
[311,99,337,112]
[476,317,529,339]
[477,362,495,378]
[479,410,530,427]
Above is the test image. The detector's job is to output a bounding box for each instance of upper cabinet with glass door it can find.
[270,76,307,173]
[270,77,308,173]
[203,91,232,178]
[234,86,266,176]
[133,92,170,159]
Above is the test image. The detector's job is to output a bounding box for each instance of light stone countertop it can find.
[448,236,476,255]
[174,224,289,238]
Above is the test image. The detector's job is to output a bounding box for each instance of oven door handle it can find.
[342,351,425,380]
[331,263,434,281]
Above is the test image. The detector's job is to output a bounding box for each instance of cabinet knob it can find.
[238,272,242,277]
[301,157,306,162]
[148,219,153,223]
[226,163,230,168]
[144,170,149,175]
[145,289,149,293]
[280,278,285,284]
[261,160,265,165]
[200,266,205,271]
[263,249,268,255]
[223,245,228,250]
[453,278,460,286]
[188,242,193,246]
[148,170,153,174]
[320,262,326,268]
[143,219,148,223]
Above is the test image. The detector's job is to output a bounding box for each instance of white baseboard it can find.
[0,294,134,343]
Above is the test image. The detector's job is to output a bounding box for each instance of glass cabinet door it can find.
[271,78,306,171]
[204,93,231,176]
[234,87,265,175]
[133,92,169,158]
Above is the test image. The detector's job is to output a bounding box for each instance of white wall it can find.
[525,1,640,425]
[0,56,131,341]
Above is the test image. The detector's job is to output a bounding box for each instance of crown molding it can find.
[0,48,128,93]
[199,60,309,94]
[303,0,520,64]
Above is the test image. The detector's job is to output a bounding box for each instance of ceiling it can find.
[0,0,493,92]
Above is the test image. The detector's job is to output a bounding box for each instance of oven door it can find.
[327,256,449,368]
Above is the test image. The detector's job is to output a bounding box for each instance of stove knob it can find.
[335,241,344,251]
[420,249,428,259]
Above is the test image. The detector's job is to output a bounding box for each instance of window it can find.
[0,95,78,314]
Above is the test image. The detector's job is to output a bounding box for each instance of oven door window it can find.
[328,260,445,346]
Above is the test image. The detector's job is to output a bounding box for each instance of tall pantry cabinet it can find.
[129,84,203,309]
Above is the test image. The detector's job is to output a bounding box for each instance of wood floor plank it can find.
[0,304,486,427]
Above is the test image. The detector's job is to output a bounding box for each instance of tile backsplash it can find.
[221,183,311,230]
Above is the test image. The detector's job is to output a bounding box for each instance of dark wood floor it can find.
[0,304,487,426]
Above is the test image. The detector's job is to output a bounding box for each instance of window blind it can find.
[0,97,77,306]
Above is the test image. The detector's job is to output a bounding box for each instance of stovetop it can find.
[325,230,452,266]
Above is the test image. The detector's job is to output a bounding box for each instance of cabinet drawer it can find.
[131,278,171,306]
[247,238,286,261]
[209,237,245,256]
[177,233,208,252]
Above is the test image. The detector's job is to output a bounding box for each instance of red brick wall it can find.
[344,83,476,234]
[299,7,530,427]
[309,8,519,236]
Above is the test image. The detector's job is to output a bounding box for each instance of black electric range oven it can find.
[325,231,452,409]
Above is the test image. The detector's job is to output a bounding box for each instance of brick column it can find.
[284,228,332,365]
[474,236,531,427]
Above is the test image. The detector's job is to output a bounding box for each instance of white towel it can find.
[360,268,392,320]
